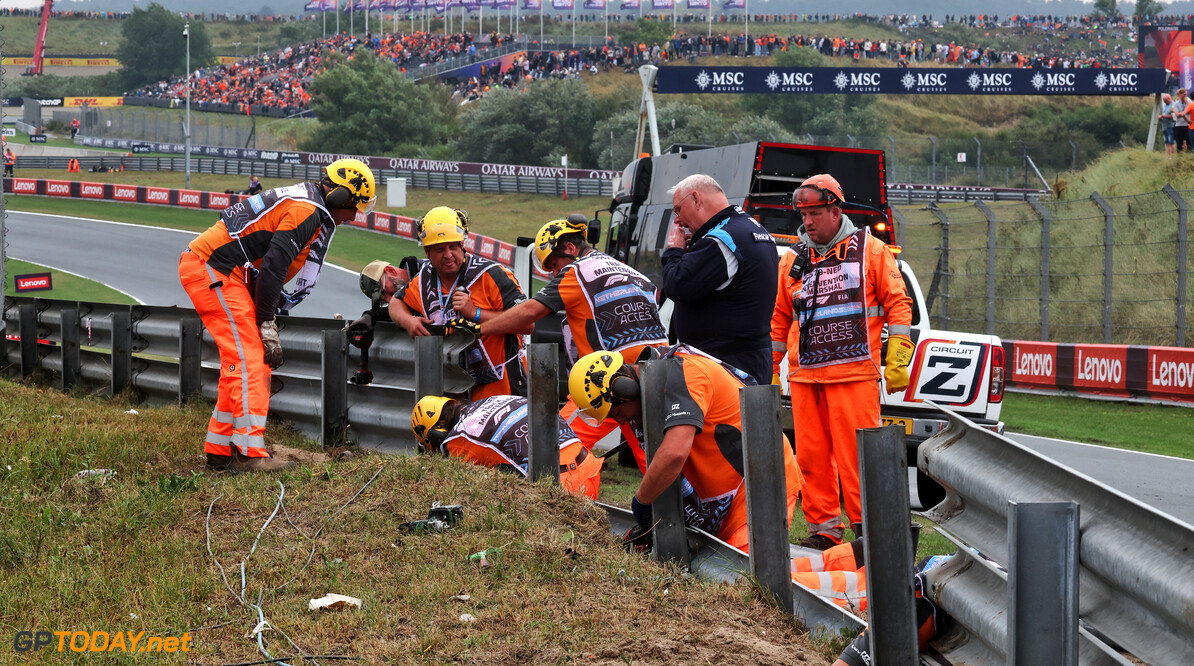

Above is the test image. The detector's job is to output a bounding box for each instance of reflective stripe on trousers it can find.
[179,251,271,458]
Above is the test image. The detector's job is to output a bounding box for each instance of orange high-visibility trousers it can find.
[791,541,867,612]
[178,251,271,458]
[560,397,647,472]
[559,441,603,500]
[790,380,881,541]
[721,488,801,551]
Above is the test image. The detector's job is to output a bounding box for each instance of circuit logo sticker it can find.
[906,339,988,407]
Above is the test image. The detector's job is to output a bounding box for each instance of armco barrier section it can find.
[918,409,1194,664]
[1003,339,1194,405]
[3,297,476,454]
[2,177,521,270]
[10,295,1194,661]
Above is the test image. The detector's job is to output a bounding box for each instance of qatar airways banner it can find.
[2,178,521,271]
[655,66,1165,95]
[76,137,619,181]
[1003,340,1194,405]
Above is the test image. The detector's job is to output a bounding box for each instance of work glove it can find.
[444,317,481,338]
[772,372,781,386]
[346,313,375,349]
[260,320,284,370]
[624,496,653,554]
[884,334,915,394]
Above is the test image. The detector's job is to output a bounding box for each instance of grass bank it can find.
[3,258,138,305]
[0,378,837,664]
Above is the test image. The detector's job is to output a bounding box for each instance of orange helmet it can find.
[794,174,844,209]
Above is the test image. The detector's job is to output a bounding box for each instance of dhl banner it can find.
[2,57,120,67]
[64,97,124,107]
[217,56,242,64]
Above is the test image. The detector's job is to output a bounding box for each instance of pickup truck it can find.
[597,141,1006,507]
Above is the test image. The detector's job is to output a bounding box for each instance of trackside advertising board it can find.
[1004,340,1194,405]
[1,178,518,271]
[656,67,1164,95]
[14,272,52,293]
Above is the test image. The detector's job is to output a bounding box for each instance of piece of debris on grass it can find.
[71,469,116,483]
[459,614,476,623]
[308,594,362,612]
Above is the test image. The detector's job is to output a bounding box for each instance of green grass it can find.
[0,378,838,664]
[1002,391,1194,458]
[3,258,138,305]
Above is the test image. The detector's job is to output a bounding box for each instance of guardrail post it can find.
[60,308,80,391]
[321,329,349,449]
[19,304,37,377]
[414,335,444,399]
[1164,185,1188,347]
[526,342,560,485]
[976,201,997,336]
[1029,199,1052,341]
[858,425,917,666]
[739,384,793,612]
[1090,192,1115,344]
[640,358,689,566]
[1008,501,1079,666]
[178,315,202,403]
[111,311,131,396]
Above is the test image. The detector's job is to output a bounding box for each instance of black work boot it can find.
[206,453,233,471]
[797,534,841,551]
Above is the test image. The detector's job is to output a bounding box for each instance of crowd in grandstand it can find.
[106,3,1170,114]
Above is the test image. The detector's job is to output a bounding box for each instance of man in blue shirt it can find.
[660,174,779,385]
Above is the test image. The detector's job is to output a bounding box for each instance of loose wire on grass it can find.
[276,463,387,591]
[205,466,386,663]
[186,657,362,666]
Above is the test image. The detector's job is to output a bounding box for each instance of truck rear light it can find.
[989,345,1005,403]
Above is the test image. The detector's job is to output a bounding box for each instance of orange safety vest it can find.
[67,159,80,172]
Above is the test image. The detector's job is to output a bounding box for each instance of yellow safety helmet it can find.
[414,206,469,247]
[568,351,640,426]
[533,214,589,272]
[323,158,377,214]
[411,395,457,454]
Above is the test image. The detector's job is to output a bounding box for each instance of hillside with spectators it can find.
[114,9,1154,118]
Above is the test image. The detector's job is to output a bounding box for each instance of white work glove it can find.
[260,320,283,369]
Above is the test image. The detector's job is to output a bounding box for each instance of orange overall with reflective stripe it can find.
[178,250,271,458]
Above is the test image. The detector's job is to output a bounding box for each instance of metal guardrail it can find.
[10,155,614,199]
[9,295,1193,662]
[918,409,1194,664]
[4,296,475,454]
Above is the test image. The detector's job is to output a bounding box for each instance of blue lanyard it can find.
[436,271,463,320]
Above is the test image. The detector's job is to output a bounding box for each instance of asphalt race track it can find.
[5,210,364,319]
[6,210,1194,527]
[1007,431,1194,528]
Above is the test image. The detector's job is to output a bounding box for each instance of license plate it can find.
[882,416,913,435]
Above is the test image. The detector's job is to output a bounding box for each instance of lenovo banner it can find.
[1004,340,1194,405]
[14,272,53,293]
[656,66,1165,96]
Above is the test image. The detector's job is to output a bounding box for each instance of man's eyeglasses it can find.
[672,192,696,215]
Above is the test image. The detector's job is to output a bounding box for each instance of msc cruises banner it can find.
[656,66,1165,95]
